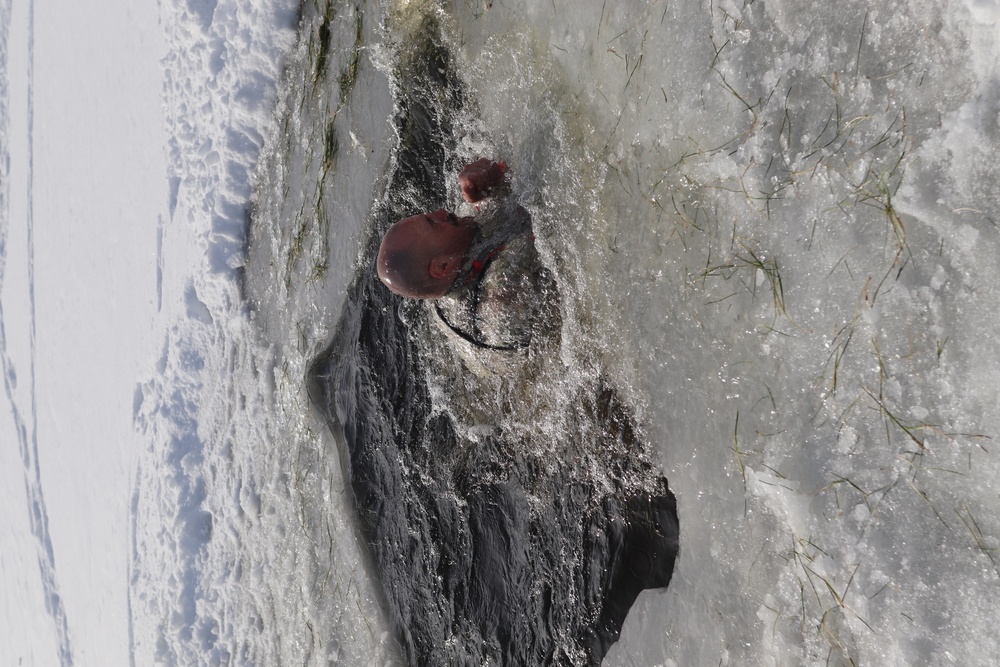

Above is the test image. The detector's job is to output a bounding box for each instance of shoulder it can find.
[475,232,558,350]
[433,230,559,354]
[478,233,541,299]
[475,198,532,240]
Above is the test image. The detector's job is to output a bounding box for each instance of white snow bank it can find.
[2,0,168,665]
[131,0,400,665]
[130,0,300,663]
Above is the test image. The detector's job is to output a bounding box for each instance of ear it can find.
[428,255,457,280]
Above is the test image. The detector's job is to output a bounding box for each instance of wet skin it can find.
[388,208,476,282]
[377,160,508,298]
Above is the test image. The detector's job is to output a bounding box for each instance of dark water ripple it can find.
[309,10,678,666]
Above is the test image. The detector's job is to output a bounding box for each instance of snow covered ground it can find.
[3,0,1000,665]
[1,0,296,664]
[1,0,168,664]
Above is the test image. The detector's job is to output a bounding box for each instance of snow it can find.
[1,0,168,663]
[3,0,1000,665]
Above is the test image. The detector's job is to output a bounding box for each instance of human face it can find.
[377,208,477,297]
[396,208,474,259]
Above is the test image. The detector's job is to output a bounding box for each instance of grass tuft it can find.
[956,504,1000,580]
[700,240,788,327]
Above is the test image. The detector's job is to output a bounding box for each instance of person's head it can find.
[377,208,476,299]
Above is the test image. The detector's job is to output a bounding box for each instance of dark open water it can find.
[307,9,678,665]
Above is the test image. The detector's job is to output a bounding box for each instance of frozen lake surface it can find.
[3,0,1000,665]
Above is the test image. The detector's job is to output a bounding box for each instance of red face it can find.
[376,208,477,297]
[392,208,475,264]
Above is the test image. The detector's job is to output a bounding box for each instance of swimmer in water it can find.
[376,158,514,300]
